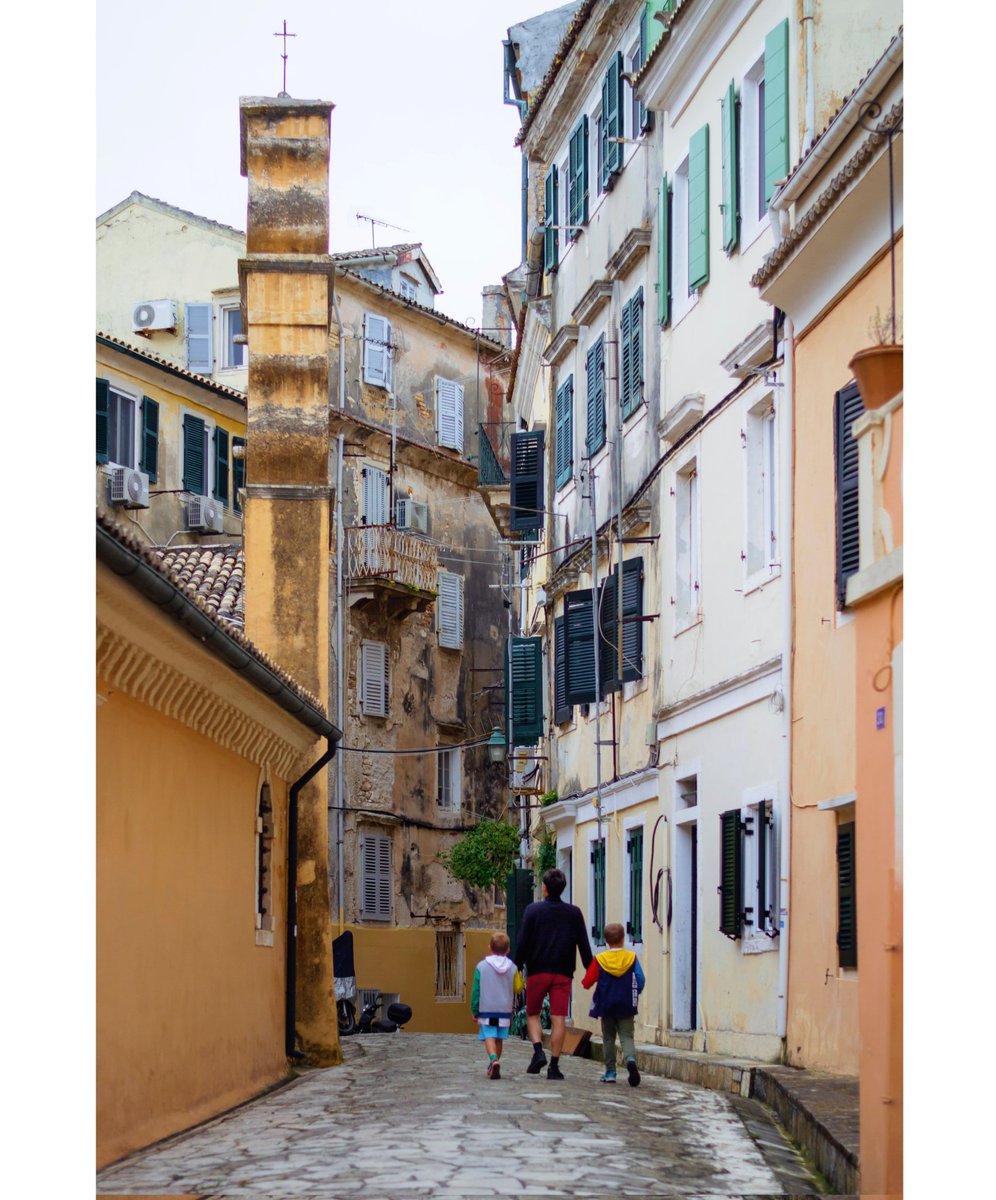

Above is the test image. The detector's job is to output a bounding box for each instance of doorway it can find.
[673,816,699,1031]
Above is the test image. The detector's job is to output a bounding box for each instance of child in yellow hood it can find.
[581,922,645,1085]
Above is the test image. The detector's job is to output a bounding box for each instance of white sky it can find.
[96,0,539,328]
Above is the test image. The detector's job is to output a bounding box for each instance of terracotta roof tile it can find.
[97,332,247,403]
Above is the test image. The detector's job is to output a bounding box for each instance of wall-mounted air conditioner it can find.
[107,465,150,509]
[187,496,225,534]
[396,498,428,533]
[132,299,177,334]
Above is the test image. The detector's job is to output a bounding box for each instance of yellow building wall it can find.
[97,684,289,1168]
[788,241,902,1073]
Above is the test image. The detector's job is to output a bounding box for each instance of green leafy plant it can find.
[437,819,520,891]
[533,823,558,884]
[540,789,560,807]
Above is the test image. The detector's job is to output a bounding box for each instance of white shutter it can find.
[360,641,388,716]
[361,834,392,919]
[363,314,392,387]
[376,836,392,917]
[362,465,389,525]
[185,303,212,374]
[436,378,464,451]
[437,571,464,649]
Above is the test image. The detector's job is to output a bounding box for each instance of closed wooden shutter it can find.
[627,827,644,941]
[600,51,624,189]
[658,175,671,326]
[623,288,643,419]
[360,641,389,716]
[361,834,392,919]
[213,425,229,504]
[719,809,743,939]
[362,465,389,525]
[763,20,790,206]
[722,79,739,253]
[688,125,710,290]
[363,314,392,387]
[555,376,573,489]
[565,589,597,706]
[599,568,618,695]
[184,303,212,374]
[510,430,545,533]
[436,377,464,451]
[836,822,857,967]
[568,115,589,235]
[437,571,464,650]
[591,839,606,941]
[96,378,110,464]
[619,556,644,683]
[553,614,571,724]
[585,336,606,456]
[140,396,159,482]
[835,382,864,606]
[182,413,206,495]
[544,165,559,272]
[505,636,543,746]
[232,437,246,513]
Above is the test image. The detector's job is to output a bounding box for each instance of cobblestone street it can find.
[96,1034,824,1198]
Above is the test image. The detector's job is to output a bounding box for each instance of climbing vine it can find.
[437,819,520,891]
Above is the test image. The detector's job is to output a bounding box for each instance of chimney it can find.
[238,95,340,1066]
[482,284,513,348]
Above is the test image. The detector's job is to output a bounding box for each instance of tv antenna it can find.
[356,212,411,248]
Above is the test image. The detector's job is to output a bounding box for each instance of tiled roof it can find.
[97,509,325,718]
[515,2,596,146]
[331,243,420,262]
[750,101,902,290]
[156,544,246,627]
[97,332,247,403]
[96,191,246,239]
[633,0,694,89]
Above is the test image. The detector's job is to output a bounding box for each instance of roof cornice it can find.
[96,333,247,405]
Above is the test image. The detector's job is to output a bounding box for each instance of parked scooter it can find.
[332,929,412,1035]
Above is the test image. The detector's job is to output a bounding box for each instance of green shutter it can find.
[96,378,110,464]
[643,1,673,55]
[722,80,739,253]
[719,809,743,938]
[232,436,246,514]
[555,377,573,489]
[620,299,633,413]
[544,165,559,272]
[506,866,535,960]
[139,396,159,483]
[506,637,544,746]
[182,413,206,495]
[511,430,545,532]
[214,426,230,504]
[619,556,644,683]
[763,19,790,206]
[554,614,572,724]
[657,176,671,326]
[836,822,857,968]
[585,337,605,456]
[599,568,618,695]
[688,124,710,290]
[591,839,606,942]
[564,589,597,705]
[569,115,589,236]
[601,52,624,189]
[835,382,864,607]
[628,828,644,942]
[621,290,643,419]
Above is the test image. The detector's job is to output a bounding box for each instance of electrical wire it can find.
[338,733,492,756]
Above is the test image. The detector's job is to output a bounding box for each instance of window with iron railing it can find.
[435,930,463,999]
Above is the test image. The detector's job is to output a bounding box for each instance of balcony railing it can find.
[478,422,513,486]
[346,524,439,594]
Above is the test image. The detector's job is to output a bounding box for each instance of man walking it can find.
[513,867,593,1080]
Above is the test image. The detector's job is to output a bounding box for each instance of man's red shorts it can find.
[525,971,572,1017]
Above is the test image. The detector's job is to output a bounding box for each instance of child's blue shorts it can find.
[477,1023,510,1040]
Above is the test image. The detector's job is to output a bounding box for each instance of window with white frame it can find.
[437,570,464,649]
[360,640,389,717]
[399,275,418,303]
[104,384,138,468]
[436,748,461,810]
[745,397,778,577]
[740,56,767,238]
[436,377,465,452]
[674,459,700,626]
[628,37,643,137]
[220,304,246,370]
[363,313,393,388]
[743,796,778,942]
[360,831,392,919]
[557,846,573,903]
[671,156,693,322]
[361,464,390,526]
[435,930,464,998]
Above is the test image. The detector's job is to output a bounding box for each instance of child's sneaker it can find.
[546,1063,565,1081]
[599,1071,617,1083]
[626,1058,641,1087]
[487,1059,501,1080]
[526,1048,548,1074]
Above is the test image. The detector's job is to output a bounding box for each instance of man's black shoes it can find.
[526,1048,548,1074]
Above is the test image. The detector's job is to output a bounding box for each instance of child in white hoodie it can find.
[470,932,524,1079]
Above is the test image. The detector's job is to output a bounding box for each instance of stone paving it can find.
[97,1034,825,1198]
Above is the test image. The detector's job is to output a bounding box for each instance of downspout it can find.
[286,737,338,1058]
[776,315,795,1050]
[333,284,347,929]
[802,1,816,153]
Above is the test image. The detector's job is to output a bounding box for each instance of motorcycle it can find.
[332,929,412,1035]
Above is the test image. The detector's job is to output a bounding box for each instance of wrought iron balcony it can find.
[345,523,439,615]
[478,422,513,486]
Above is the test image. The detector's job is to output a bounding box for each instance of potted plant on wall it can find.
[848,307,903,410]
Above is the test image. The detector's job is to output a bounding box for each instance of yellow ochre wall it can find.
[97,684,290,1168]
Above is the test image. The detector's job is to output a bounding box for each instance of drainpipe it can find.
[333,283,347,929]
[802,1,816,153]
[287,737,338,1058]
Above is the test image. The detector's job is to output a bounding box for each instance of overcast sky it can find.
[96,0,545,328]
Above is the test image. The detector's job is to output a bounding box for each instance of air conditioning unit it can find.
[187,495,225,533]
[396,498,428,533]
[107,465,150,509]
[132,299,177,334]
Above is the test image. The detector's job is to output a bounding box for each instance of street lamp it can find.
[486,727,506,765]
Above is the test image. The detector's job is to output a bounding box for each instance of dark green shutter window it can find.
[139,396,159,483]
[627,828,644,941]
[721,79,739,253]
[544,165,559,273]
[214,426,230,505]
[835,382,864,607]
[506,866,535,960]
[636,14,652,132]
[505,636,544,746]
[568,115,589,237]
[232,436,246,514]
[600,52,624,189]
[591,839,606,942]
[599,568,618,696]
[657,175,671,326]
[96,378,110,464]
[601,556,644,692]
[621,290,644,419]
[688,124,710,290]
[182,413,206,495]
[763,19,790,206]
[836,822,857,968]
[620,299,632,414]
[554,614,572,724]
[555,376,573,489]
[511,429,546,533]
[565,589,597,705]
[719,809,743,939]
[585,336,606,456]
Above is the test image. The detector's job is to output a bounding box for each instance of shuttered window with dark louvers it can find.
[600,52,624,190]
[836,822,857,968]
[835,381,864,607]
[505,637,544,746]
[544,165,558,273]
[585,336,606,456]
[565,589,598,706]
[232,436,246,513]
[554,615,572,725]
[140,396,159,483]
[719,809,743,938]
[183,413,207,495]
[555,376,574,489]
[627,827,644,942]
[591,838,606,943]
[361,834,392,920]
[763,19,790,207]
[96,378,110,464]
[510,430,545,533]
[214,426,229,505]
[602,556,645,691]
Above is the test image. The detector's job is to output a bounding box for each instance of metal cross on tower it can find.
[273,19,297,96]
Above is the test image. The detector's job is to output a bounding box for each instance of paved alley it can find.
[96,1033,824,1198]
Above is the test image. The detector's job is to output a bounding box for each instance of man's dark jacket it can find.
[514,896,594,977]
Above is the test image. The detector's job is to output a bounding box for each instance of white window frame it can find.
[362,312,394,389]
[436,747,461,811]
[105,381,141,470]
[218,302,246,372]
[398,275,418,303]
[671,154,698,325]
[740,54,768,247]
[740,782,779,954]
[435,377,465,452]
[179,405,219,498]
[359,831,393,920]
[557,845,573,903]
[437,570,465,649]
[674,456,701,631]
[360,640,389,717]
[622,816,645,948]
[628,38,642,141]
[744,393,780,589]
